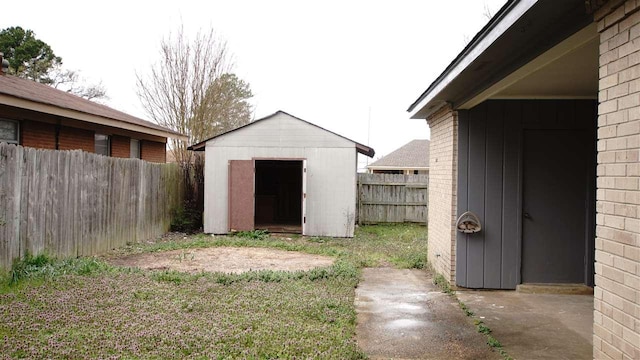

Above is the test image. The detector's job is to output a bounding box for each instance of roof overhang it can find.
[0,93,188,142]
[356,143,375,157]
[408,0,594,119]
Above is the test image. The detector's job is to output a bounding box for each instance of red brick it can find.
[58,126,94,152]
[20,120,56,149]
[110,135,130,158]
[141,140,166,163]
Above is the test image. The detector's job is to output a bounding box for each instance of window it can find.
[130,139,141,158]
[0,119,19,144]
[95,134,110,156]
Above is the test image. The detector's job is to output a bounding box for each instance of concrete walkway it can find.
[457,290,593,359]
[355,268,499,360]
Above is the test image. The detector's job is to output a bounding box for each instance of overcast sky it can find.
[2,0,506,169]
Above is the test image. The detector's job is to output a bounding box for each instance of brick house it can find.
[0,57,186,162]
[366,139,430,175]
[408,0,639,358]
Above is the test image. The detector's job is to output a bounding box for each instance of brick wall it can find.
[18,118,167,163]
[21,120,56,149]
[595,1,640,359]
[426,106,458,283]
[58,126,94,152]
[141,140,166,163]
[111,135,130,158]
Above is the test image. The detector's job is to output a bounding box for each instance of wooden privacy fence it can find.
[357,173,428,225]
[0,143,183,270]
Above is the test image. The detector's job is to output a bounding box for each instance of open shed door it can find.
[229,160,254,231]
[302,160,307,235]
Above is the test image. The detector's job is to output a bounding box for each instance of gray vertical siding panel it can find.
[466,104,487,288]
[457,100,596,289]
[483,102,505,289]
[501,102,522,289]
[456,111,470,288]
[577,102,597,287]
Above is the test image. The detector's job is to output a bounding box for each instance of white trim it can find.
[459,23,598,109]
[409,0,538,119]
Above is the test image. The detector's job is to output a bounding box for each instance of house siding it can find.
[456,100,596,290]
[595,2,640,359]
[141,140,166,163]
[425,106,458,283]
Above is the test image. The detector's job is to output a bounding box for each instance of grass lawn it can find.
[0,224,427,359]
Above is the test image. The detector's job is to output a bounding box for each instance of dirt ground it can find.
[107,247,335,274]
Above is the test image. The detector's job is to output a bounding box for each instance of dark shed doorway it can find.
[254,160,303,233]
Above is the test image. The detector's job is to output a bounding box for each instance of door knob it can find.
[523,212,531,219]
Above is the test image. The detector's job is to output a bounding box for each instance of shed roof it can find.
[188,110,375,157]
[0,74,187,140]
[367,139,429,169]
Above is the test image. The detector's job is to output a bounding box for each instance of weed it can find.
[433,274,453,295]
[170,206,196,233]
[231,229,270,240]
[432,272,512,360]
[477,323,492,335]
[459,301,474,317]
[487,335,502,348]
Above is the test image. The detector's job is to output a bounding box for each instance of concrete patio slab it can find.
[457,290,593,360]
[356,268,499,360]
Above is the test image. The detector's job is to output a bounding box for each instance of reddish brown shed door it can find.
[228,160,254,231]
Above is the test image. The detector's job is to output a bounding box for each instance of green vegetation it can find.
[0,224,427,359]
[433,274,512,360]
[231,229,270,240]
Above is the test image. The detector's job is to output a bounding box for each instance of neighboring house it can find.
[366,139,429,175]
[189,110,374,237]
[0,56,186,162]
[407,0,638,358]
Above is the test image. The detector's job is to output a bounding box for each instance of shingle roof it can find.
[367,139,429,169]
[0,74,185,139]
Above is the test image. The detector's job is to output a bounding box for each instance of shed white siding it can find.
[203,113,358,237]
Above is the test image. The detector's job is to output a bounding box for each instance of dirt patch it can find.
[107,247,335,274]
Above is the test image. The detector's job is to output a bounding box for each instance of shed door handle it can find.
[523,212,531,219]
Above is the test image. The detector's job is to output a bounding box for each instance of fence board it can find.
[0,143,183,270]
[357,173,428,225]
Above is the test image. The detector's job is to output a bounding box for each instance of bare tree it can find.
[136,25,253,166]
[483,2,494,20]
[51,67,108,101]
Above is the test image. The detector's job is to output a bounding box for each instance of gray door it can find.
[522,129,588,284]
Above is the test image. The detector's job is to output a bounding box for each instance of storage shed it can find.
[189,111,374,237]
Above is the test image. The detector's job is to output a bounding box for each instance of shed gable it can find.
[206,112,354,149]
